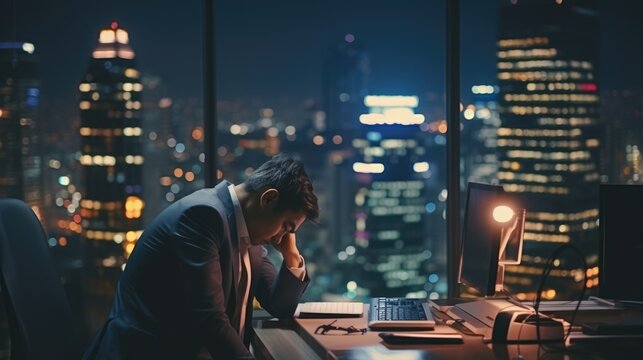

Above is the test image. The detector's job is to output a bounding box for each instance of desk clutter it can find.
[295,304,467,350]
[295,299,643,340]
[253,299,643,360]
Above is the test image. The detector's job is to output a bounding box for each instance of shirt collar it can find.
[228,184,251,248]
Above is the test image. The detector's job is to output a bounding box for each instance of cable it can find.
[533,243,589,357]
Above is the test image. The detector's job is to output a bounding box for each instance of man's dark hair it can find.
[245,153,319,222]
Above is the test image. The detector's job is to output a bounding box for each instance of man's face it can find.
[247,208,307,246]
[246,188,307,246]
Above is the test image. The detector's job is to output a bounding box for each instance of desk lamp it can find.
[493,206,526,294]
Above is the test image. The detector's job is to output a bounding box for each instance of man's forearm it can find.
[265,262,310,317]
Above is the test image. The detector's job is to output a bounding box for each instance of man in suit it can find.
[83,154,319,359]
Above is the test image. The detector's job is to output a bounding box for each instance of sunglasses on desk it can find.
[314,320,368,335]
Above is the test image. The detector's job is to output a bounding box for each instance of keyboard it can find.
[368,297,435,329]
[298,302,364,318]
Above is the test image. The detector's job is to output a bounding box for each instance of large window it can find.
[1,0,204,345]
[214,1,448,301]
[460,0,643,301]
[1,0,642,353]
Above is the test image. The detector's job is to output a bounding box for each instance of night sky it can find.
[2,0,642,116]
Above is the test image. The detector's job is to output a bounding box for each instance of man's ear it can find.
[259,188,279,209]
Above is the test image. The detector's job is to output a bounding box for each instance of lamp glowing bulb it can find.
[493,205,514,223]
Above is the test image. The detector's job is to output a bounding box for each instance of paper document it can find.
[298,302,364,318]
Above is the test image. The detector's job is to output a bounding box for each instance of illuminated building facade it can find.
[496,0,601,299]
[0,41,43,215]
[348,95,434,299]
[79,23,144,328]
[462,85,500,185]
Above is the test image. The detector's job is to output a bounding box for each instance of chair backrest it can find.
[0,198,75,359]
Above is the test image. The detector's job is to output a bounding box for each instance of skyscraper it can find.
[348,95,432,298]
[320,36,370,290]
[0,41,43,216]
[78,22,144,329]
[496,0,601,299]
[462,85,500,185]
[322,34,370,133]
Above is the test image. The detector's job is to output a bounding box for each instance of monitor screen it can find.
[458,182,505,297]
[599,184,643,301]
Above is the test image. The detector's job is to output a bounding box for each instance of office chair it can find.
[0,198,76,359]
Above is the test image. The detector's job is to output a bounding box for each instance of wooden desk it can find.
[251,304,643,360]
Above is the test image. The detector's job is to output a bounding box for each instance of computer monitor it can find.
[458,182,506,297]
[458,182,525,297]
[451,183,534,338]
[599,184,643,301]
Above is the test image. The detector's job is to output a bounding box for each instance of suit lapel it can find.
[214,181,241,296]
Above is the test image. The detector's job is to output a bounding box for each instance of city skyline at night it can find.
[3,1,642,111]
[1,1,643,353]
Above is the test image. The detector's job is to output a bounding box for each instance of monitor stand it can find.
[449,212,527,335]
[448,298,566,343]
[448,298,529,331]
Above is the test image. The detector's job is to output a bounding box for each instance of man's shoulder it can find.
[149,188,226,230]
[178,187,226,209]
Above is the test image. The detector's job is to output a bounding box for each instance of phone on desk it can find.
[379,332,464,344]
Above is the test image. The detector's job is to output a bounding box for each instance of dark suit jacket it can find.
[83,181,310,359]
